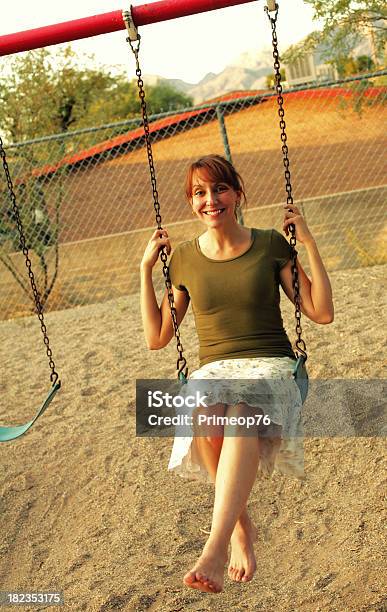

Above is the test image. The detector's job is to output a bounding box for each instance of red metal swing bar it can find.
[0,0,258,56]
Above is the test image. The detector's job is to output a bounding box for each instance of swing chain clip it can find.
[122,7,140,45]
[265,0,278,16]
[177,358,188,384]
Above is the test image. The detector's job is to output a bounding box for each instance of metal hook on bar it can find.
[266,0,277,11]
[122,6,139,41]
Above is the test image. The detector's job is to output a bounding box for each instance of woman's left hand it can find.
[282,204,314,245]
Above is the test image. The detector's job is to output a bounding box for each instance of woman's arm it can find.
[279,205,334,325]
[279,243,334,324]
[141,265,190,348]
[140,229,190,349]
[140,264,163,349]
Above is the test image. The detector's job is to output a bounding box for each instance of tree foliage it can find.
[0,48,115,142]
[0,143,62,311]
[265,68,286,89]
[0,46,193,143]
[282,1,386,69]
[335,53,375,76]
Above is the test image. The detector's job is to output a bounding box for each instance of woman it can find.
[140,154,334,594]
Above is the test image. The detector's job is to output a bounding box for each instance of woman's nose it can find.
[206,190,218,205]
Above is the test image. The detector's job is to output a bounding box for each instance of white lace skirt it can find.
[167,356,305,483]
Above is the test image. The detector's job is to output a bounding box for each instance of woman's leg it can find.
[195,434,254,525]
[192,404,252,527]
[184,402,261,593]
[194,435,258,583]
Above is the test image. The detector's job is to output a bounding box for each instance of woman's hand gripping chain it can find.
[141,228,171,270]
[283,204,314,245]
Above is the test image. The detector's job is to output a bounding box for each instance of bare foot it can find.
[228,516,258,583]
[183,549,227,594]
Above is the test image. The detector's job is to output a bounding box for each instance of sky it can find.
[1,1,323,83]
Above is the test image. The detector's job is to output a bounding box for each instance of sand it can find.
[0,261,385,611]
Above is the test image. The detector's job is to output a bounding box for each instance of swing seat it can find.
[0,381,61,442]
[292,356,308,404]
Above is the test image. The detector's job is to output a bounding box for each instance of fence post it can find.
[216,104,244,225]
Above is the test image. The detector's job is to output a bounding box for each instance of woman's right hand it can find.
[141,228,171,270]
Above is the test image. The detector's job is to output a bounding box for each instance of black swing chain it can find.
[126,36,188,381]
[265,4,307,361]
[0,135,59,384]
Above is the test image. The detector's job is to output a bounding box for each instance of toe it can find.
[185,578,213,593]
[183,571,196,585]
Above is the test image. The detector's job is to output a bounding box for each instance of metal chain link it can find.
[126,36,188,381]
[265,4,307,361]
[0,135,59,384]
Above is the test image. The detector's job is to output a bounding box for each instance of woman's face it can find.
[190,171,240,227]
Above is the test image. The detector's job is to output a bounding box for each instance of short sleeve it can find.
[168,244,188,292]
[271,229,297,271]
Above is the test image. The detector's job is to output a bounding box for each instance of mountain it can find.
[187,65,271,104]
[142,74,195,92]
[231,47,273,71]
[143,48,274,104]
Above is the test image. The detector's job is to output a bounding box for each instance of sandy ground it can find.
[0,260,386,612]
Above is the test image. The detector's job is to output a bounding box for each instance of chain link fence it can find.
[0,72,386,320]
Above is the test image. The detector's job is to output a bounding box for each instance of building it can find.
[284,47,339,87]
[284,28,378,87]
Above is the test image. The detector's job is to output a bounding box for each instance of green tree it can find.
[282,1,386,70]
[336,55,359,77]
[0,144,62,313]
[0,47,116,142]
[146,82,193,114]
[78,79,140,128]
[335,53,376,77]
[265,68,286,89]
[356,54,376,71]
[0,48,193,140]
[79,79,193,128]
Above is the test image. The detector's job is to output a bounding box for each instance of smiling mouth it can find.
[203,209,225,216]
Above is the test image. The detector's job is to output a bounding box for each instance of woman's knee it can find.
[206,434,223,455]
[225,402,266,436]
[192,402,226,438]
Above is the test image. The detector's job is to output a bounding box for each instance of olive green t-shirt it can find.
[168,227,297,367]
